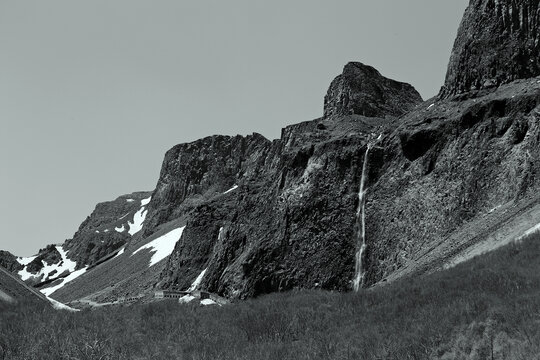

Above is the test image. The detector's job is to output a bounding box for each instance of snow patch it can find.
[18,246,77,282]
[127,197,152,236]
[179,294,196,304]
[41,266,88,297]
[201,299,218,306]
[104,229,109,233]
[115,224,125,233]
[113,247,125,259]
[128,208,148,235]
[188,268,207,292]
[16,255,37,266]
[47,297,80,312]
[427,103,435,110]
[132,226,185,267]
[223,185,238,194]
[126,199,135,202]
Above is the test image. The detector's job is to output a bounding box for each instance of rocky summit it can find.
[2,1,540,306]
[440,0,540,97]
[324,62,422,118]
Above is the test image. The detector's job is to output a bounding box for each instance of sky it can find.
[0,0,469,256]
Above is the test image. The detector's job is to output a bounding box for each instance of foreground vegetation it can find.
[2,234,540,359]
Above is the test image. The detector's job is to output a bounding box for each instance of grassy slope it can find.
[0,267,50,306]
[2,233,540,360]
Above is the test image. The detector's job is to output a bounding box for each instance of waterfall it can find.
[353,134,381,292]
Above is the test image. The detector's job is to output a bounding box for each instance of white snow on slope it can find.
[201,299,218,306]
[179,294,195,304]
[47,296,80,312]
[18,246,77,282]
[188,268,207,291]
[115,224,125,233]
[223,185,238,194]
[128,196,151,236]
[16,255,37,266]
[132,226,185,267]
[126,199,135,202]
[41,267,88,297]
[114,247,125,259]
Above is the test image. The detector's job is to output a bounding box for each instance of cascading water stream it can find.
[353,134,381,292]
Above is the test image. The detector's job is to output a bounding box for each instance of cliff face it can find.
[440,0,540,97]
[142,133,276,238]
[12,191,152,286]
[365,78,540,284]
[155,66,421,298]
[63,191,152,267]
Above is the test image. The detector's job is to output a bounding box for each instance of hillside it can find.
[0,266,50,306]
[2,229,540,359]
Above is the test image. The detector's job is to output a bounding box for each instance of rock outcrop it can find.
[156,66,421,298]
[324,62,422,118]
[143,134,275,238]
[0,251,22,272]
[64,191,151,267]
[440,0,540,98]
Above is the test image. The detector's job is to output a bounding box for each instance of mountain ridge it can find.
[2,0,540,306]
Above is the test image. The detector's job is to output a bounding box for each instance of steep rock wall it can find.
[440,0,540,97]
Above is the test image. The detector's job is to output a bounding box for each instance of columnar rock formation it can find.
[440,0,540,97]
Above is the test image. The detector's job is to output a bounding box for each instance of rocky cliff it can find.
[440,0,540,97]
[153,65,422,298]
[324,62,422,118]
[63,191,152,266]
[0,251,22,272]
[12,191,151,285]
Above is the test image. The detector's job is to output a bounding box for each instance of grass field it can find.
[2,232,540,359]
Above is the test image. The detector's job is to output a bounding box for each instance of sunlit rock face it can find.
[440,0,540,98]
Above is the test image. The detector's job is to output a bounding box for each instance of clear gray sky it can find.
[0,1,468,256]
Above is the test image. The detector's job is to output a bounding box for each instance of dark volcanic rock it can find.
[365,78,540,284]
[143,133,277,237]
[64,191,151,267]
[157,111,396,298]
[24,245,62,276]
[440,0,540,98]
[0,251,22,272]
[323,62,422,119]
